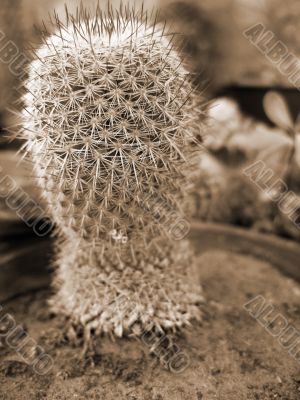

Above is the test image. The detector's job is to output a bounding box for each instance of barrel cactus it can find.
[20,5,206,341]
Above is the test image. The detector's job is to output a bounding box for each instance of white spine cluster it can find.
[21,5,206,339]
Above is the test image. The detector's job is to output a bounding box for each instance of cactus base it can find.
[50,240,203,339]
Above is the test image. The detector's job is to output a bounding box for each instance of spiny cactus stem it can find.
[20,5,205,337]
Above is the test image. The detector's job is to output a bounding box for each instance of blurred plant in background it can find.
[191,92,300,241]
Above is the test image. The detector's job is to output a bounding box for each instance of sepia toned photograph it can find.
[0,1,300,399]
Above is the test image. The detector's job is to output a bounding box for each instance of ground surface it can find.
[1,249,300,400]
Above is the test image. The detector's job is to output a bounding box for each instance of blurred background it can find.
[1,0,300,243]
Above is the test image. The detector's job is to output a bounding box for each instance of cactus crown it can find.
[21,4,205,259]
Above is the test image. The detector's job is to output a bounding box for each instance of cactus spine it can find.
[21,4,205,339]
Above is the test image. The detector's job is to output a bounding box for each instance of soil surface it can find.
[1,249,300,399]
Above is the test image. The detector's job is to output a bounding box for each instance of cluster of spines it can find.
[21,5,205,258]
[19,4,206,337]
[51,237,203,338]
